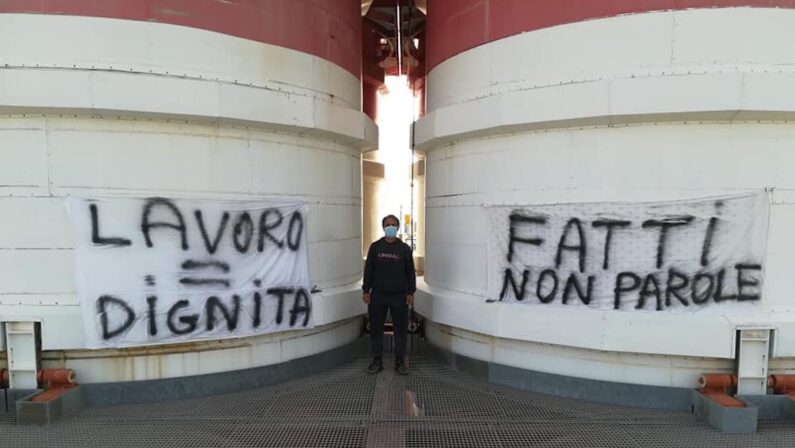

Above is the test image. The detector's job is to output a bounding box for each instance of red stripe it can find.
[0,0,362,78]
[427,0,795,71]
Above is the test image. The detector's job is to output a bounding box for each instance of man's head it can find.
[382,214,399,239]
[382,214,399,228]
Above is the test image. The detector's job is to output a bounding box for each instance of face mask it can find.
[384,226,398,238]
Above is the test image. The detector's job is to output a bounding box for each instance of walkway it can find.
[2,356,795,447]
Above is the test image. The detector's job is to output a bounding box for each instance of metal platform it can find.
[2,356,795,447]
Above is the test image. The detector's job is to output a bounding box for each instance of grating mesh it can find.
[2,356,795,447]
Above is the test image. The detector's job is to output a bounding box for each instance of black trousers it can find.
[369,292,409,358]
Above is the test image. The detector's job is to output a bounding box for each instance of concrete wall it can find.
[0,13,376,382]
[415,7,795,388]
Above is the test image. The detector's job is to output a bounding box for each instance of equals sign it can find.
[180,260,231,288]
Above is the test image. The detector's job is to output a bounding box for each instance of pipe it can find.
[698,374,737,392]
[769,374,795,394]
[698,374,745,408]
[37,369,77,388]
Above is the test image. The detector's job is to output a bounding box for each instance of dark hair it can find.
[382,214,399,228]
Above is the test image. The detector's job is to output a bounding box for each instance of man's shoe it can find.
[367,357,383,374]
[395,358,409,376]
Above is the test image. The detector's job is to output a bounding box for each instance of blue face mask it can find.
[384,226,398,238]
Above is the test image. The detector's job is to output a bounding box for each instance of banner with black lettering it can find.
[66,196,312,348]
[487,192,769,313]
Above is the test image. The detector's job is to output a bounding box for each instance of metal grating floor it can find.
[2,356,795,447]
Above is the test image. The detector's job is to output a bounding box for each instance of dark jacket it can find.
[362,237,416,295]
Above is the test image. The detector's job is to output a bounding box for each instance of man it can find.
[362,214,416,375]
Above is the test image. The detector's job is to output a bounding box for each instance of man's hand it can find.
[406,294,414,306]
[363,292,371,304]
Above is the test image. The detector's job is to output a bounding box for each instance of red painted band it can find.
[0,0,362,78]
[426,0,795,71]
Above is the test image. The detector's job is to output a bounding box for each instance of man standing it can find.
[363,214,416,375]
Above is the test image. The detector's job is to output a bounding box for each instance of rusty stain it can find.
[42,339,249,361]
[39,319,356,363]
[31,388,73,402]
[701,391,746,408]
[33,320,359,381]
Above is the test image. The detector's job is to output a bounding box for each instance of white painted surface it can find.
[44,316,363,384]
[416,8,795,151]
[0,14,360,109]
[0,14,373,379]
[0,15,377,147]
[425,8,795,111]
[420,125,795,361]
[415,279,740,359]
[416,7,795,386]
[736,328,772,395]
[424,320,732,388]
[5,321,39,389]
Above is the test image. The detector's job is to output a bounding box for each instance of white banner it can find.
[66,196,312,348]
[487,192,769,313]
